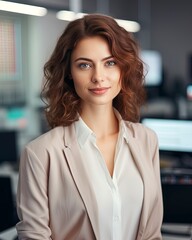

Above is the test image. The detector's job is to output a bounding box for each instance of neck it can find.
[80,105,119,139]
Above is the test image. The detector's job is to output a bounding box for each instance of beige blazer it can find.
[16,121,163,240]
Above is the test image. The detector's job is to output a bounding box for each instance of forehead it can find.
[71,36,112,59]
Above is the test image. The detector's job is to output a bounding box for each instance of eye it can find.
[78,62,92,69]
[105,60,116,67]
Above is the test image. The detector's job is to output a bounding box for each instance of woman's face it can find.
[70,36,121,109]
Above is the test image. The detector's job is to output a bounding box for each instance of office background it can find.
[0,0,192,239]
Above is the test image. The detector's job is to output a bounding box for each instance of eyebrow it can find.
[74,55,114,62]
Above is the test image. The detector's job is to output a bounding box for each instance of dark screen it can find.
[162,183,192,223]
[0,130,18,164]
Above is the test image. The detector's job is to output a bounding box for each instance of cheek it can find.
[72,71,91,91]
[72,77,87,98]
[112,72,121,87]
[111,68,121,80]
[72,80,82,94]
[111,75,121,95]
[118,78,122,88]
[116,83,121,95]
[71,71,82,87]
[115,77,122,94]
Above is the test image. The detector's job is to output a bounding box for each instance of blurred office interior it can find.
[0,0,192,239]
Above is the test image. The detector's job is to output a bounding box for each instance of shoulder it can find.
[23,126,68,161]
[123,121,158,150]
[124,121,157,139]
[20,126,67,170]
[26,126,65,150]
[123,121,160,164]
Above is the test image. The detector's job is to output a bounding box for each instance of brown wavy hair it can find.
[42,14,146,128]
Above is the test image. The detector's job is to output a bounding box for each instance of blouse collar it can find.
[74,109,129,148]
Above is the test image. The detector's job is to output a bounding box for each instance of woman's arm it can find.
[144,132,163,240]
[16,146,52,239]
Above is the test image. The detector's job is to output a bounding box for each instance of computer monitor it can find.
[161,169,192,224]
[140,50,163,87]
[0,130,18,165]
[141,118,192,224]
[141,118,192,153]
[0,176,16,231]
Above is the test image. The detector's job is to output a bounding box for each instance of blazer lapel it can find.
[128,136,157,239]
[62,124,100,240]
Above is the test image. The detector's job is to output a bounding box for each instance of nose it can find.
[91,65,104,83]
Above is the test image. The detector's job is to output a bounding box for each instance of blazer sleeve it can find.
[144,130,163,239]
[16,146,52,239]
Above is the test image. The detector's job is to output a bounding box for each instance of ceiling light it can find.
[56,10,140,33]
[116,19,140,33]
[56,10,86,22]
[0,0,47,16]
[56,11,76,21]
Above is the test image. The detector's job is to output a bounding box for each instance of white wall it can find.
[26,11,68,137]
[27,11,68,104]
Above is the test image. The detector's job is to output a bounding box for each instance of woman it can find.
[16,14,163,239]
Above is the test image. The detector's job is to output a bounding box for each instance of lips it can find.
[88,87,110,95]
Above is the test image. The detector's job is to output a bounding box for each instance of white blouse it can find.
[74,113,143,240]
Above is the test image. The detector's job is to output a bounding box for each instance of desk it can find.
[0,227,17,240]
[162,224,192,240]
[163,237,191,240]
